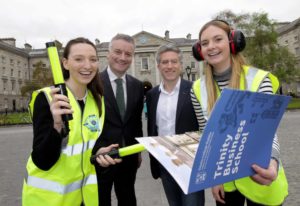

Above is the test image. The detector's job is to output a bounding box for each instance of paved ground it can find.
[0,110,299,206]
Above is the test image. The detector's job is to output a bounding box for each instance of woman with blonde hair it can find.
[191,20,288,206]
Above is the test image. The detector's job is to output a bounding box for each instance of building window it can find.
[295,47,300,55]
[12,81,16,92]
[191,62,195,68]
[10,59,14,66]
[191,74,196,81]
[3,80,7,91]
[2,67,5,75]
[141,57,149,70]
[25,72,27,79]
[18,70,21,78]
[11,69,14,77]
[2,56,6,64]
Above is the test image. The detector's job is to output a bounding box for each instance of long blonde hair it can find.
[199,20,247,114]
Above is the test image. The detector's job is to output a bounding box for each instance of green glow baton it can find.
[46,42,73,136]
[90,144,145,164]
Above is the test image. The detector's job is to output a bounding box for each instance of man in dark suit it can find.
[92,34,144,206]
[146,43,205,206]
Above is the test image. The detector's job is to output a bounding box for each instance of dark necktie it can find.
[115,78,125,119]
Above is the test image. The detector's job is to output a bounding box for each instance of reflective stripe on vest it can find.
[192,66,287,205]
[25,174,97,195]
[62,139,96,156]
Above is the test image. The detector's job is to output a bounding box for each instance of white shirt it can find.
[156,78,181,136]
[107,66,127,108]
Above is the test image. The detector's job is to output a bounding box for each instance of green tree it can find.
[21,61,53,96]
[213,10,299,83]
[212,9,250,27]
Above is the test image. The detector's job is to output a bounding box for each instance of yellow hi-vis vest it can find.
[23,87,105,206]
[192,66,288,205]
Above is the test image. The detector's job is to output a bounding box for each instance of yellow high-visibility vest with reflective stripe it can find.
[192,66,288,205]
[23,87,105,206]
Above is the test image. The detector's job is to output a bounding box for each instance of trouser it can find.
[95,155,138,206]
[215,190,282,206]
[159,165,205,206]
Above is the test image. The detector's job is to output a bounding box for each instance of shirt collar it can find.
[107,66,126,83]
[159,78,181,94]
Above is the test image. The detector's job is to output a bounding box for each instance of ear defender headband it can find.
[192,19,246,61]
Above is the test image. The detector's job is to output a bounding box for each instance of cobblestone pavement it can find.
[0,110,299,206]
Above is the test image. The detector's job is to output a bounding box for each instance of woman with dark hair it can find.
[23,37,105,206]
[191,20,288,206]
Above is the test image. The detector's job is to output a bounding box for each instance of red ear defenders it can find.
[192,20,246,61]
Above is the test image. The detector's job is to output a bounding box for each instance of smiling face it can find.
[63,43,98,89]
[107,39,134,77]
[200,25,231,73]
[157,51,182,83]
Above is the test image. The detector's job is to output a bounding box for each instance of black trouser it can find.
[215,190,282,206]
[95,155,138,206]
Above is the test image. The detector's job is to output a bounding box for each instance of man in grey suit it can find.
[92,34,144,206]
[146,43,205,206]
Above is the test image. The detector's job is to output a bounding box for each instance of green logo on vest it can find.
[84,115,100,132]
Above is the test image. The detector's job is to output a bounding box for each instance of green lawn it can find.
[0,99,299,126]
[287,98,300,109]
[0,112,31,125]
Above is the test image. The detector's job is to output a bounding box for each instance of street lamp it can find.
[185,66,191,81]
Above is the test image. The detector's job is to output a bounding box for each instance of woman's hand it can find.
[96,144,122,167]
[50,87,73,132]
[251,159,278,185]
[211,184,225,204]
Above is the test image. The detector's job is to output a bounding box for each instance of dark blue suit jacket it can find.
[146,78,199,179]
[93,69,144,155]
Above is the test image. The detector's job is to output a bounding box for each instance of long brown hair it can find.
[61,37,103,116]
[199,20,247,114]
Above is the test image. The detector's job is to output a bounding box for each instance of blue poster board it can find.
[188,89,290,193]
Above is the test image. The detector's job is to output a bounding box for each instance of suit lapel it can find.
[175,80,189,129]
[101,69,122,119]
[151,87,160,123]
[149,87,160,135]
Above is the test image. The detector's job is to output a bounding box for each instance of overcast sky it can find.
[1,0,299,49]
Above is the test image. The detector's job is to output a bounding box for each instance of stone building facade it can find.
[0,31,202,112]
[0,38,31,112]
[277,17,300,96]
[2,18,300,113]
